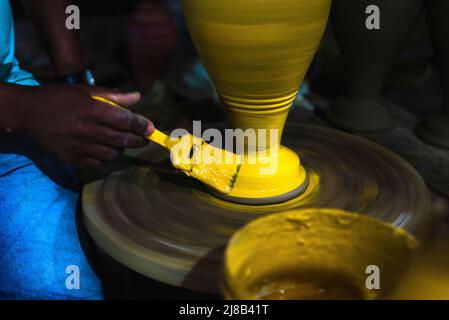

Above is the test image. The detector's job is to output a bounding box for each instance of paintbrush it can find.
[92,96,242,194]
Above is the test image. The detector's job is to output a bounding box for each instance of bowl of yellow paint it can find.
[220,208,418,300]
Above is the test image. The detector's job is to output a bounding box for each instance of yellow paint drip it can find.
[182,0,331,201]
[221,209,418,300]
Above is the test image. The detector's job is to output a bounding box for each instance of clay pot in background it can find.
[416,0,449,148]
[326,0,424,131]
[125,0,176,92]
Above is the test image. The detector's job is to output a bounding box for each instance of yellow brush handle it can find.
[91,95,173,150]
[91,95,121,107]
[145,129,177,150]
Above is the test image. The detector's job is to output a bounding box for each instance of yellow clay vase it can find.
[182,0,331,203]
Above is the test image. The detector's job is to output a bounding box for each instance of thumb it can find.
[88,87,141,108]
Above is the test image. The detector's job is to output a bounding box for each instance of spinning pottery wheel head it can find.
[82,124,430,294]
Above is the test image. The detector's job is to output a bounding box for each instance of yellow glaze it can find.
[164,132,243,194]
[196,170,320,212]
[146,129,243,194]
[225,147,307,199]
[91,96,242,194]
[221,209,418,300]
[182,0,331,201]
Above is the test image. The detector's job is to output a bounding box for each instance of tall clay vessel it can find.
[326,0,423,131]
[182,0,331,204]
[416,0,449,148]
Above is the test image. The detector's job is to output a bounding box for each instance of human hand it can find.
[22,84,154,167]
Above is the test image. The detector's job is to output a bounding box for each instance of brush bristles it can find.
[171,135,242,194]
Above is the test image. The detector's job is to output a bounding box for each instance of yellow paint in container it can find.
[221,209,418,300]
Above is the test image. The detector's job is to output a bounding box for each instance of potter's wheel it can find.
[82,124,430,294]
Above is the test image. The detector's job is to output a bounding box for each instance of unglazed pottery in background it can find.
[326,0,423,131]
[126,0,176,91]
[416,0,449,149]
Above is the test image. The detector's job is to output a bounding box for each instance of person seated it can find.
[0,0,154,299]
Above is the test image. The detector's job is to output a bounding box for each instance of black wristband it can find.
[55,70,95,86]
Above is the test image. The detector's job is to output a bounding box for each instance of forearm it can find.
[22,0,85,76]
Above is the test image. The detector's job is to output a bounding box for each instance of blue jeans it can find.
[0,133,103,299]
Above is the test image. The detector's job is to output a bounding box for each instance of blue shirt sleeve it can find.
[0,0,39,86]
